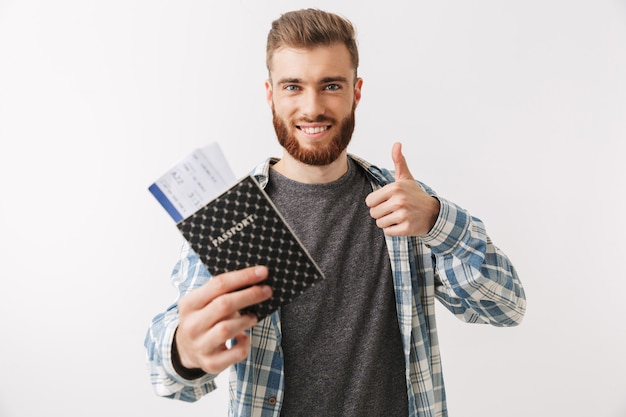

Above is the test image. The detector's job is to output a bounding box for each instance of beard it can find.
[272,104,356,166]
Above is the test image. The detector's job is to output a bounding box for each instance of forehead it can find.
[269,43,354,82]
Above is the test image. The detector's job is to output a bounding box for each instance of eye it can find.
[284,85,300,91]
[324,84,340,91]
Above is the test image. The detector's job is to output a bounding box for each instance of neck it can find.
[272,150,349,184]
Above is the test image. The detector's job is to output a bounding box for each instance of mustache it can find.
[295,115,336,124]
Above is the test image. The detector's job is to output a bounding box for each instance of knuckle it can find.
[212,321,234,341]
[199,357,220,374]
[211,295,234,315]
[177,317,200,340]
[211,274,229,294]
[389,182,402,193]
[235,345,250,362]
[252,284,270,300]
[177,291,195,314]
[394,194,407,207]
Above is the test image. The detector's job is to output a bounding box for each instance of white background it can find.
[1,1,625,416]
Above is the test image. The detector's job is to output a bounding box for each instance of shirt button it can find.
[268,397,277,405]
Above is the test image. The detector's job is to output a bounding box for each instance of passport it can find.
[150,144,324,320]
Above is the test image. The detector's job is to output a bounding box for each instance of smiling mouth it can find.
[297,125,331,134]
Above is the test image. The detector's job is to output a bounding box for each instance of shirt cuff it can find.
[421,197,470,254]
[162,320,218,387]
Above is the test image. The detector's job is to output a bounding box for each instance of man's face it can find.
[265,43,363,166]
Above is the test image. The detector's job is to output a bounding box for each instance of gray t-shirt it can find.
[265,158,408,417]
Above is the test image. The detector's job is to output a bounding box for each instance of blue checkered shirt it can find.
[144,155,526,417]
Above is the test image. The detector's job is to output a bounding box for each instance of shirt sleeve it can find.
[421,197,527,327]
[143,241,219,401]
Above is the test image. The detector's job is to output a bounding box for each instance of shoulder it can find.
[250,158,279,188]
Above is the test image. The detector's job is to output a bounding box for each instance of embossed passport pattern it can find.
[177,175,324,320]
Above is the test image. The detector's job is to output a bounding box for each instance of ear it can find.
[353,77,363,108]
[265,79,273,107]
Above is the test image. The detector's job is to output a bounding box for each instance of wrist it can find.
[426,196,441,234]
[172,327,206,380]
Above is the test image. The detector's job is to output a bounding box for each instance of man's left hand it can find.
[365,142,440,237]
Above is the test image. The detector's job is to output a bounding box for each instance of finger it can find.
[378,223,407,237]
[205,315,257,350]
[392,142,414,181]
[177,312,256,370]
[178,283,271,355]
[365,179,403,210]
[183,266,269,312]
[202,284,272,326]
[367,196,393,219]
[365,187,384,208]
[198,331,253,374]
[373,209,402,230]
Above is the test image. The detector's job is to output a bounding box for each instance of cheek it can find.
[273,99,297,120]
[327,96,354,114]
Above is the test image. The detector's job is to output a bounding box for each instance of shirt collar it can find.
[250,154,394,189]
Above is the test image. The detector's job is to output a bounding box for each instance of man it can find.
[145,8,526,417]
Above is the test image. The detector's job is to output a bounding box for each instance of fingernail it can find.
[261,285,272,296]
[254,266,267,278]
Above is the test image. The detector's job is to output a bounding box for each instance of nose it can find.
[300,90,325,119]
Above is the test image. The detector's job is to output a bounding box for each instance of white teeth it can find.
[301,126,327,134]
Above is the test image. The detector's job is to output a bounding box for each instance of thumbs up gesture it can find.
[365,142,440,237]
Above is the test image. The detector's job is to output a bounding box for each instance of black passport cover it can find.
[176,175,324,320]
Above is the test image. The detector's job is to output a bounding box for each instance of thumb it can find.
[392,142,414,181]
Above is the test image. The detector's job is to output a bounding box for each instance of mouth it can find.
[296,124,331,135]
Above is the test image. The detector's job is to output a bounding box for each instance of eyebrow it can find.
[276,76,350,85]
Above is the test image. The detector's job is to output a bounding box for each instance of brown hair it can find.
[266,9,359,77]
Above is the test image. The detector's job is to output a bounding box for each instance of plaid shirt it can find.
[144,155,526,417]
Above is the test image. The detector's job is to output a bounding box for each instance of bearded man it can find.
[145,9,526,417]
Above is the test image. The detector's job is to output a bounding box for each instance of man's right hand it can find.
[174,266,273,375]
